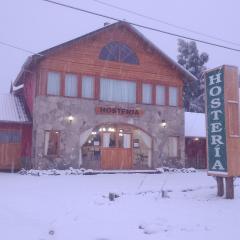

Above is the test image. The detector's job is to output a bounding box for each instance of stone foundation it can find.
[32,96,185,170]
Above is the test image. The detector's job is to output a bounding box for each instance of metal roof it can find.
[0,94,30,123]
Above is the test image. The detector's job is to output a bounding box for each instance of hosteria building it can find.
[0,21,199,170]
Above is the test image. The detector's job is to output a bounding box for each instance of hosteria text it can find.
[206,68,227,173]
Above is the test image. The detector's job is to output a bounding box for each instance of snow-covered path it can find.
[0,171,239,240]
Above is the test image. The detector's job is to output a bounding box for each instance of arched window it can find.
[99,41,139,65]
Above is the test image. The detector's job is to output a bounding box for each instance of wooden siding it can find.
[36,25,184,107]
[223,66,240,176]
[23,72,36,115]
[0,123,32,170]
[101,148,132,169]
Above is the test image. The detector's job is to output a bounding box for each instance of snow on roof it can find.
[185,112,206,138]
[0,94,30,123]
[12,84,24,91]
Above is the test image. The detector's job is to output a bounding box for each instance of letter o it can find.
[209,86,221,96]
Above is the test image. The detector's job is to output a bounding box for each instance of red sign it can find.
[95,106,143,117]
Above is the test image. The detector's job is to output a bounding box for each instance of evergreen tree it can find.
[177,39,209,112]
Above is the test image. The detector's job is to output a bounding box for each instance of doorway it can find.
[81,124,152,170]
[101,128,132,169]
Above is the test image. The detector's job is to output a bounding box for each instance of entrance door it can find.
[101,130,132,169]
[0,130,21,170]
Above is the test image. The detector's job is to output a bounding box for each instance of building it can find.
[0,93,31,170]
[5,21,197,170]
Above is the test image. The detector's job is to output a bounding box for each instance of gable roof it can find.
[0,94,31,123]
[14,21,196,86]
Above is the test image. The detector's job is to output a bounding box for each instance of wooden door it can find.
[101,148,132,169]
[101,132,133,169]
[0,143,21,170]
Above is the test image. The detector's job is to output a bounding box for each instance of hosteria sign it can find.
[96,106,143,116]
[205,67,227,174]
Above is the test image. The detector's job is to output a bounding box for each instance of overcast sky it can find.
[1,0,240,93]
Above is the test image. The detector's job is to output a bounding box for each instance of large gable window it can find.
[99,41,139,65]
[100,78,136,103]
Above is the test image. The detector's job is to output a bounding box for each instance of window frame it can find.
[0,130,21,144]
[169,86,179,107]
[44,130,60,157]
[99,41,139,65]
[168,136,179,158]
[99,77,137,104]
[142,83,153,104]
[156,84,166,106]
[64,73,78,97]
[46,71,61,96]
[81,75,95,99]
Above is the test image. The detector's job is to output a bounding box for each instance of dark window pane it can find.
[99,41,139,65]
[44,131,60,156]
[0,131,21,143]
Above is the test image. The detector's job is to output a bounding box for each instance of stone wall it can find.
[32,96,185,169]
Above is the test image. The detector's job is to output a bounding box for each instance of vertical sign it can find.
[205,67,227,174]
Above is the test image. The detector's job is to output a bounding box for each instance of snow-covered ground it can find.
[1,170,240,240]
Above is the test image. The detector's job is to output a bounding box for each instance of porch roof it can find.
[0,94,30,123]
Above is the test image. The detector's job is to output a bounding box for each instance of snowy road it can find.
[0,171,239,240]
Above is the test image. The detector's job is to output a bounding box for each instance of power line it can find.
[93,0,240,47]
[0,40,43,56]
[41,0,240,53]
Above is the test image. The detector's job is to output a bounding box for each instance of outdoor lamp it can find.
[161,120,167,128]
[68,115,74,124]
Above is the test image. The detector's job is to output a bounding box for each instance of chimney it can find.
[104,22,110,26]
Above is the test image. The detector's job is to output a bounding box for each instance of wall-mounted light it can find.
[194,137,200,141]
[68,114,74,124]
[161,120,167,128]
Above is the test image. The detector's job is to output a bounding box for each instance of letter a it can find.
[212,160,225,171]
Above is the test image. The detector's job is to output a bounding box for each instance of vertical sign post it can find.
[205,65,240,199]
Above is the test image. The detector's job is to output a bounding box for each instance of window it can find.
[100,78,136,103]
[99,41,139,65]
[102,132,116,148]
[44,131,60,156]
[47,72,61,95]
[119,133,131,148]
[156,85,165,105]
[0,131,21,143]
[142,83,152,104]
[168,137,178,157]
[169,87,178,106]
[82,76,94,98]
[65,73,78,97]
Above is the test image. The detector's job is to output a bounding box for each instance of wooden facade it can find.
[185,138,207,169]
[0,123,32,170]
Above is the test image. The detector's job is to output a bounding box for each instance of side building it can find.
[0,93,31,170]
[11,21,196,170]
